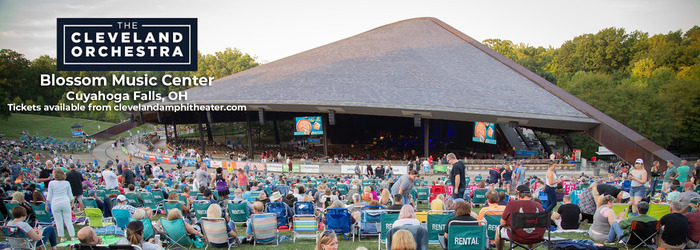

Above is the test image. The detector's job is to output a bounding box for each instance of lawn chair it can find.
[160,218,194,249]
[472,189,488,206]
[141,193,161,211]
[201,217,237,250]
[292,214,318,242]
[265,201,289,228]
[647,203,670,220]
[83,198,99,209]
[250,213,279,246]
[503,212,551,250]
[192,200,212,222]
[538,191,548,207]
[163,200,184,214]
[189,190,199,199]
[323,208,353,241]
[111,208,131,229]
[387,224,429,250]
[1,225,48,250]
[4,201,21,220]
[483,210,504,245]
[570,190,582,205]
[357,206,382,241]
[151,189,165,205]
[617,220,660,250]
[277,186,290,196]
[429,185,445,203]
[442,220,488,250]
[378,211,400,249]
[612,203,631,219]
[29,202,54,227]
[249,191,262,202]
[227,201,250,223]
[427,211,454,244]
[124,193,141,207]
[85,208,113,228]
[294,201,315,215]
[133,218,155,241]
[96,190,107,201]
[337,184,348,196]
[416,187,430,204]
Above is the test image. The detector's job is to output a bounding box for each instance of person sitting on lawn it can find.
[244,201,265,243]
[605,201,656,244]
[552,195,581,230]
[77,227,102,245]
[7,206,58,250]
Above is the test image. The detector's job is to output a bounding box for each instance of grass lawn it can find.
[0,113,116,140]
[0,113,154,142]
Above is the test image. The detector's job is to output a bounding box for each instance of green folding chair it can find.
[416,188,430,203]
[141,193,161,211]
[472,189,488,205]
[446,220,488,250]
[193,200,212,222]
[475,176,483,183]
[151,189,165,204]
[227,201,250,223]
[96,190,107,200]
[164,200,184,213]
[337,184,348,195]
[377,212,399,250]
[427,211,453,244]
[83,198,99,209]
[647,203,670,220]
[30,202,54,227]
[130,217,155,241]
[160,218,194,249]
[85,208,112,228]
[3,201,20,220]
[483,210,504,245]
[178,194,188,206]
[189,190,199,198]
[124,193,141,207]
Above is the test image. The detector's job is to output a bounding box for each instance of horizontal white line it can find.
[141,25,190,27]
[63,25,112,27]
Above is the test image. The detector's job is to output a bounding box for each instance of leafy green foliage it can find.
[484,25,700,153]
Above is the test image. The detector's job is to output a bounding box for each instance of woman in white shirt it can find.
[392,204,421,227]
[46,168,76,242]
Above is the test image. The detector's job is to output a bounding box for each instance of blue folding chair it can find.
[112,208,131,229]
[323,208,353,240]
[294,201,315,215]
[265,202,289,228]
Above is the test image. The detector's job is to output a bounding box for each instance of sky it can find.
[1,0,699,63]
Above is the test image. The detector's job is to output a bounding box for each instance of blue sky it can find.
[1,0,699,63]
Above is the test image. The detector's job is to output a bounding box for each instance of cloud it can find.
[0,30,54,38]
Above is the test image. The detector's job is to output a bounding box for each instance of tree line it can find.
[484,26,700,155]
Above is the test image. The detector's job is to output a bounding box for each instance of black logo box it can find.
[57,18,197,71]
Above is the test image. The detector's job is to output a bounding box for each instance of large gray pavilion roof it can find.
[134,17,679,172]
[168,17,599,130]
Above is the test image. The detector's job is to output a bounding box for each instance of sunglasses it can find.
[321,229,335,236]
